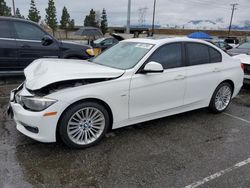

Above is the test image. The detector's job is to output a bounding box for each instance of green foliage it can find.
[101,8,108,34]
[16,8,24,19]
[45,0,58,32]
[68,19,75,30]
[84,9,98,27]
[60,6,70,29]
[28,0,41,22]
[0,0,12,16]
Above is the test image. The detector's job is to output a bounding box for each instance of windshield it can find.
[238,42,250,49]
[91,42,154,70]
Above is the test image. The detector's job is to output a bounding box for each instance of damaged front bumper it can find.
[8,83,66,143]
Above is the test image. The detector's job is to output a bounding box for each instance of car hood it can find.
[233,54,250,65]
[24,59,125,90]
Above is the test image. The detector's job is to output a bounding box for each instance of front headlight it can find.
[86,48,95,56]
[22,97,57,112]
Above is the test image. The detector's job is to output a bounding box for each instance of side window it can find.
[103,38,113,45]
[225,39,234,44]
[148,43,182,69]
[0,21,11,38]
[186,43,209,66]
[14,22,45,41]
[209,47,222,63]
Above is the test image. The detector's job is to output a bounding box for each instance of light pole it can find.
[126,0,131,34]
[228,3,238,37]
[151,0,156,36]
[12,0,16,16]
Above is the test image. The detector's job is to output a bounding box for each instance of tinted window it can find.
[103,38,113,45]
[14,22,45,40]
[0,21,11,38]
[225,39,234,44]
[148,43,182,69]
[187,43,210,66]
[209,47,222,63]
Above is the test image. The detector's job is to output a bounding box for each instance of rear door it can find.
[12,21,60,69]
[0,20,19,71]
[184,42,223,105]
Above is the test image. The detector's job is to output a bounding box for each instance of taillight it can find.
[241,63,244,71]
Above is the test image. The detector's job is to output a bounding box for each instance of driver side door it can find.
[129,43,186,118]
[12,21,60,69]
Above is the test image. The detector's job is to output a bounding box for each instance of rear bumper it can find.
[244,75,250,85]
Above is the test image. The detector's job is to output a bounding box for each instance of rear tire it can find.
[59,102,110,149]
[209,82,233,113]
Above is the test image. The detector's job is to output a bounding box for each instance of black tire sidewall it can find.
[209,82,233,113]
[59,102,110,149]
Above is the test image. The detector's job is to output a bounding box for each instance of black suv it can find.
[0,17,94,75]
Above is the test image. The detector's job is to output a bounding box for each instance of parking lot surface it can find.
[1,77,250,188]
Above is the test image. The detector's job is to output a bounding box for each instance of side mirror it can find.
[41,35,53,46]
[141,61,164,74]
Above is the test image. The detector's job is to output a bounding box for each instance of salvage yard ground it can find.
[0,77,250,187]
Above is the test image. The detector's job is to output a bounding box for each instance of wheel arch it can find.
[56,98,114,142]
[220,79,235,94]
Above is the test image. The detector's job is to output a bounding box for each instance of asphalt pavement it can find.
[1,77,250,188]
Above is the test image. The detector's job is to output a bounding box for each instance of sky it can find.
[5,0,250,27]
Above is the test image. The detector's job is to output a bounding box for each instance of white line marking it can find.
[185,158,250,188]
[223,112,250,124]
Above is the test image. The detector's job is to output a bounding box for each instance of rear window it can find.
[225,39,236,44]
[209,47,222,63]
[186,43,210,65]
[186,43,222,65]
[0,21,11,38]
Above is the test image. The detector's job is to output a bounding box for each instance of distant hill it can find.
[182,19,250,30]
[231,20,250,30]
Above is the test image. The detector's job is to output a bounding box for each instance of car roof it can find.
[0,16,37,25]
[123,37,215,46]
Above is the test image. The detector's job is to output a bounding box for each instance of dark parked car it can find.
[212,40,232,51]
[227,42,250,56]
[0,17,94,75]
[224,37,240,48]
[93,34,124,51]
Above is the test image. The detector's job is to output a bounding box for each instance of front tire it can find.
[59,102,110,149]
[209,82,233,113]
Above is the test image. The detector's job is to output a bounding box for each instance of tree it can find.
[60,6,70,29]
[15,8,24,19]
[45,0,58,35]
[101,8,108,34]
[84,9,98,27]
[0,0,12,16]
[68,19,75,30]
[28,0,41,22]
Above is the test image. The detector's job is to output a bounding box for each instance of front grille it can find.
[244,64,250,75]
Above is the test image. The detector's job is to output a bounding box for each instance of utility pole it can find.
[151,0,156,36]
[12,0,16,16]
[228,3,238,37]
[126,0,131,34]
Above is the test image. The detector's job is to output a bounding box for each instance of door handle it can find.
[213,68,221,72]
[174,75,185,80]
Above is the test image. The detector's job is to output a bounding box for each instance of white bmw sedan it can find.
[8,38,244,148]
